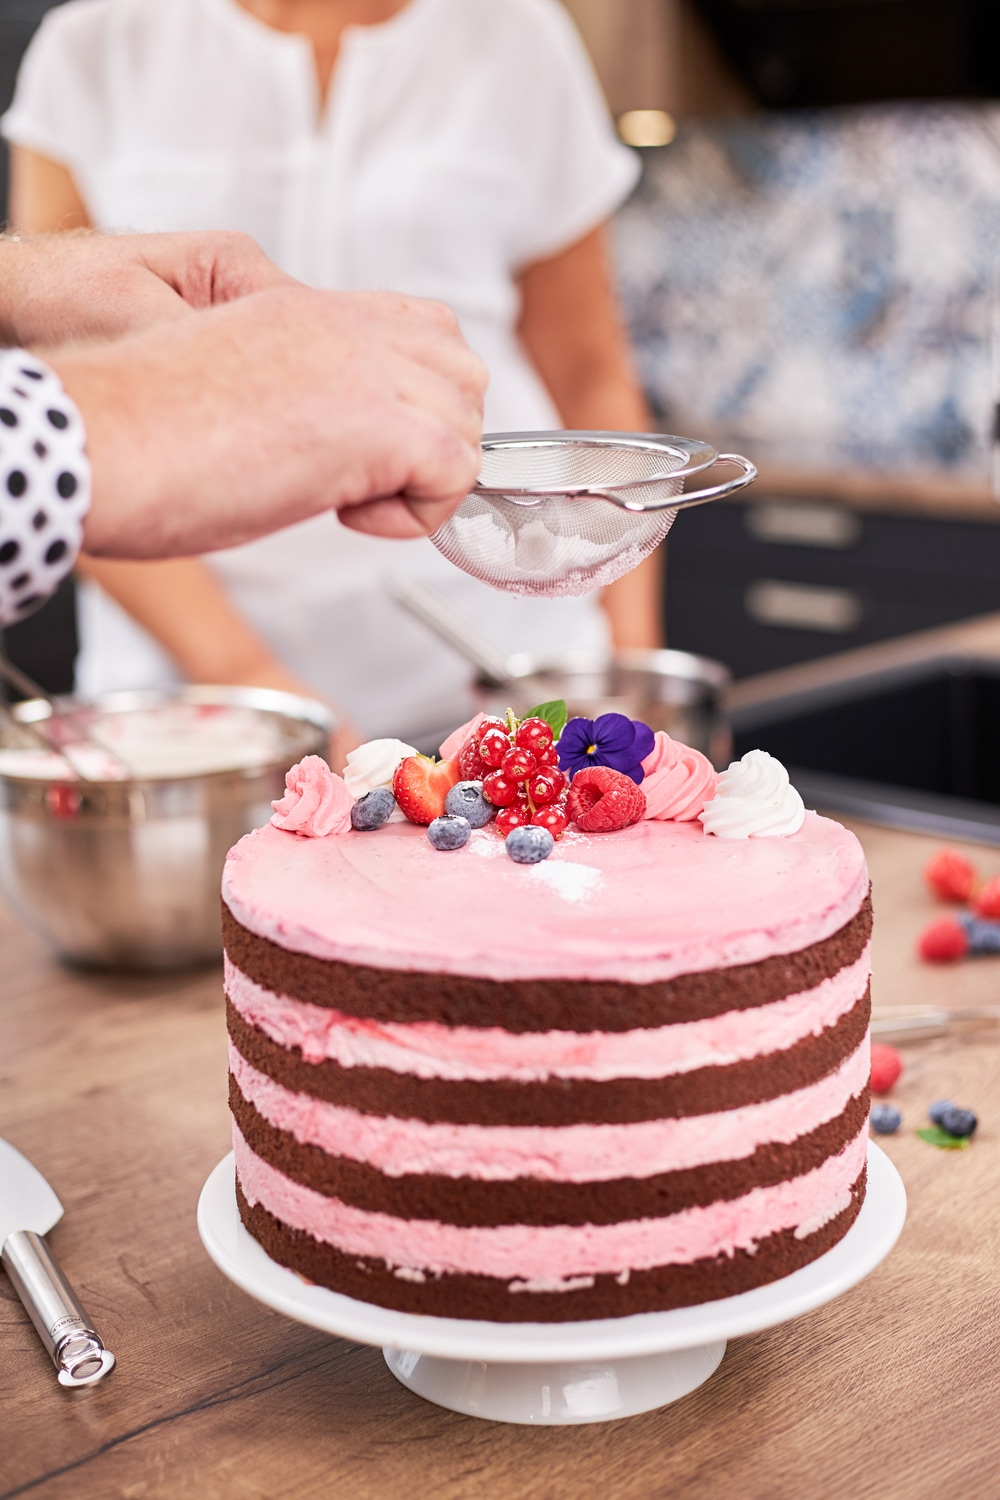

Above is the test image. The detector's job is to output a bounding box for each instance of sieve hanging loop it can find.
[430,431,757,598]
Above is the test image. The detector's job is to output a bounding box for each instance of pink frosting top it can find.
[641,732,719,821]
[270,756,353,839]
[224,812,868,984]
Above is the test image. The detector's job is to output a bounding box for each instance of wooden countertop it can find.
[3,818,1000,1499]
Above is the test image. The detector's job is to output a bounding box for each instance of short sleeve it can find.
[1,0,115,171]
[502,0,641,268]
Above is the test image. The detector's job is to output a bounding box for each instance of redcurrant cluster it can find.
[459,714,569,838]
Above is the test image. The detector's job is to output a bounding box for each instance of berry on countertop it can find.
[427,814,472,851]
[928,1099,956,1126]
[870,1103,902,1135]
[918,916,969,962]
[506,824,555,864]
[870,1043,903,1095]
[957,913,1000,955]
[974,875,1000,919]
[392,756,461,826]
[444,780,494,828]
[938,1105,977,1139]
[924,849,977,904]
[350,786,396,831]
[567,766,646,833]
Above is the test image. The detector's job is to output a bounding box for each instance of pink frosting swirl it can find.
[640,732,719,822]
[270,756,353,838]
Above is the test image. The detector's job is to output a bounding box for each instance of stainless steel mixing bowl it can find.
[0,685,332,970]
[477,648,732,767]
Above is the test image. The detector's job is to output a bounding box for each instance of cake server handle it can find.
[1,1231,116,1387]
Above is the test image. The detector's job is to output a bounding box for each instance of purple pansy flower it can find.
[557,713,655,784]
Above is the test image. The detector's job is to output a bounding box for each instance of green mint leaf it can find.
[916,1126,970,1150]
[525,700,568,741]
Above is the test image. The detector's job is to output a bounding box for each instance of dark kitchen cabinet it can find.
[665,497,1000,680]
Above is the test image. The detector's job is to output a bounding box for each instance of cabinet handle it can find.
[745,579,863,634]
[745,502,861,549]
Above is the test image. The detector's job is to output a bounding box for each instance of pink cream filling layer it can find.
[229,1035,869,1182]
[225,948,870,1083]
[234,1123,867,1278]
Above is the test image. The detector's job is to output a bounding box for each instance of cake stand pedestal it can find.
[197,1143,905,1426]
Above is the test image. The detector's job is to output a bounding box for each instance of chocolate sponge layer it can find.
[227,984,869,1126]
[222,889,871,1034]
[235,1169,866,1323]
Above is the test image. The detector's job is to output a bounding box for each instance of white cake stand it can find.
[197,1143,905,1426]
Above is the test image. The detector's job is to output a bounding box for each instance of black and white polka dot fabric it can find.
[0,348,91,627]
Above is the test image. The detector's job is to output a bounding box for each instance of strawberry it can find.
[924,849,977,904]
[870,1043,903,1095]
[393,756,461,826]
[918,916,969,963]
[567,766,646,833]
[974,875,1000,919]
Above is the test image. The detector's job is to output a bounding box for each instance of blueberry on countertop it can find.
[445,780,494,828]
[427,814,472,851]
[938,1105,978,1139]
[928,1099,955,1126]
[870,1103,902,1135]
[351,786,396,830]
[506,825,555,865]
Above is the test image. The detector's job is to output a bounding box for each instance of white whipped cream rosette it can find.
[343,737,418,824]
[700,749,805,839]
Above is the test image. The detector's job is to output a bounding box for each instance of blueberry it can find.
[427,814,471,851]
[506,825,555,865]
[351,787,396,831]
[957,915,1000,954]
[938,1105,977,1139]
[869,1103,902,1135]
[928,1099,955,1126]
[445,780,494,828]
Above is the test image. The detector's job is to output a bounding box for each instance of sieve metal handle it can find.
[582,453,758,514]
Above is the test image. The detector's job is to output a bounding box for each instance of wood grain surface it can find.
[2,818,1000,1500]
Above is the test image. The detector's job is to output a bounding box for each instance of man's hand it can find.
[0,230,294,347]
[49,286,487,553]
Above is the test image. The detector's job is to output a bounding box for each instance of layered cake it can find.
[223,712,871,1322]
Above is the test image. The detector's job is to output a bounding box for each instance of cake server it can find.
[0,1137,116,1387]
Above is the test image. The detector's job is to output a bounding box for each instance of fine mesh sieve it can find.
[430,431,757,597]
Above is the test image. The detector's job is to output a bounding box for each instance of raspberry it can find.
[924,849,977,904]
[918,917,969,962]
[567,766,646,833]
[870,1043,903,1095]
[974,875,1000,919]
[458,735,485,781]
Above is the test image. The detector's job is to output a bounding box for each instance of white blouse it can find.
[4,0,640,742]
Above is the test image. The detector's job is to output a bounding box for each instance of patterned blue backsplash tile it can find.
[614,105,1000,481]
